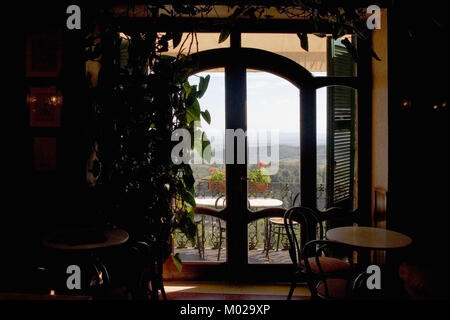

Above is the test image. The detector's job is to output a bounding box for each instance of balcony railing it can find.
[173,181,327,263]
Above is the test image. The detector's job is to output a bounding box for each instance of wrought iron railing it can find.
[173,181,328,259]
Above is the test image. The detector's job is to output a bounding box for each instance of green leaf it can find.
[186,113,194,126]
[157,35,169,52]
[182,189,196,207]
[369,47,381,61]
[336,26,347,39]
[201,132,211,163]
[172,32,183,49]
[354,28,368,41]
[171,253,183,272]
[230,6,244,18]
[193,129,210,162]
[177,214,197,246]
[201,110,211,124]
[185,205,195,220]
[183,81,192,99]
[188,126,195,149]
[186,100,201,124]
[297,33,309,52]
[188,125,203,147]
[159,55,176,62]
[182,163,193,176]
[218,29,230,43]
[243,7,257,19]
[193,119,202,129]
[194,136,202,158]
[186,85,198,105]
[198,75,210,98]
[341,38,359,62]
[182,166,195,190]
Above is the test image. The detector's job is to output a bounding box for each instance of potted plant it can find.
[83,15,213,298]
[248,162,272,193]
[208,169,226,193]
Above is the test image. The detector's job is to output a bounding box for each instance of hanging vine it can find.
[84,21,213,268]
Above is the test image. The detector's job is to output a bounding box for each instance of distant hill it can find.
[278,132,327,146]
[205,144,326,165]
[248,144,326,165]
[192,144,327,184]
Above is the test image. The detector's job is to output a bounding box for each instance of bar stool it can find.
[265,217,299,256]
[269,218,285,251]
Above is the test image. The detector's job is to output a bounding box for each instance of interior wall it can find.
[2,2,87,291]
[371,9,389,228]
[387,1,449,261]
[371,9,389,193]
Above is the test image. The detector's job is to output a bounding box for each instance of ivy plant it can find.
[85,25,212,269]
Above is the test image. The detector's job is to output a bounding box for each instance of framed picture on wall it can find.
[34,137,57,172]
[28,87,62,127]
[26,30,62,77]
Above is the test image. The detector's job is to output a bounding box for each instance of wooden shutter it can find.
[326,36,356,210]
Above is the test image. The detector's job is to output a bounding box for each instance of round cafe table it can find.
[326,226,412,250]
[326,226,412,297]
[194,197,284,257]
[41,229,129,294]
[42,229,129,251]
[195,197,283,209]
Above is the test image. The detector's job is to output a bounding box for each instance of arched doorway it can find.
[167,33,359,281]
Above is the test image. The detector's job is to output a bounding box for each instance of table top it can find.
[195,197,283,209]
[326,226,412,250]
[268,217,298,225]
[42,229,129,251]
[0,293,92,300]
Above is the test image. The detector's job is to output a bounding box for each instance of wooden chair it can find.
[267,217,288,252]
[284,206,354,300]
[312,206,360,239]
[128,241,167,300]
[301,239,357,299]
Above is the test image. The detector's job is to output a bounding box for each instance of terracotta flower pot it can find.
[252,183,268,193]
[209,181,226,193]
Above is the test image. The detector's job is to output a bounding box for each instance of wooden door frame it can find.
[163,36,363,281]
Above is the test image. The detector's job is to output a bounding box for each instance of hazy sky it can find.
[189,71,327,145]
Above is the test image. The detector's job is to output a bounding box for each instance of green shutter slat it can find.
[326,36,356,210]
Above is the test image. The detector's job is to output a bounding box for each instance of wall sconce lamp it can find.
[433,101,447,110]
[400,99,412,110]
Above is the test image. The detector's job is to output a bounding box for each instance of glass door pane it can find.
[246,71,300,264]
[316,78,328,210]
[173,70,227,262]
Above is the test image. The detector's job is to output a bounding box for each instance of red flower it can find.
[221,170,225,173]
[210,169,215,173]
[259,162,265,167]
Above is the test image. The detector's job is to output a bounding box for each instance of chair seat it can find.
[300,257,350,273]
[316,278,352,299]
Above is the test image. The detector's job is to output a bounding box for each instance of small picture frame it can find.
[34,137,57,172]
[28,87,62,127]
[26,30,62,77]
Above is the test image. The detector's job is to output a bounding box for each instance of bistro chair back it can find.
[301,239,355,300]
[283,206,324,299]
[284,206,318,269]
[284,206,355,300]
